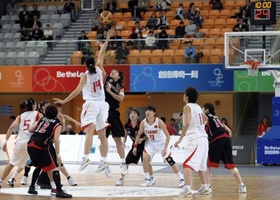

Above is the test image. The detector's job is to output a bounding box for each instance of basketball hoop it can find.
[244,61,260,77]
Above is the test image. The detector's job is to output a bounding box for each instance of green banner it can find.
[234,70,275,92]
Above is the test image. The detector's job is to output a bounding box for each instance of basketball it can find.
[100,11,113,24]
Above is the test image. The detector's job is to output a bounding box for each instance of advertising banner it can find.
[257,138,280,164]
[0,66,33,93]
[234,70,275,92]
[130,64,233,92]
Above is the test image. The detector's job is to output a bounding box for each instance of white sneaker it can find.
[21,176,28,185]
[67,176,77,186]
[198,185,212,195]
[150,177,156,186]
[239,185,247,193]
[105,165,112,178]
[179,179,185,188]
[120,163,128,175]
[78,157,91,171]
[95,161,108,173]
[140,178,152,187]
[115,178,124,186]
[180,186,192,195]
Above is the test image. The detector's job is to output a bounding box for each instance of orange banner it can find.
[0,66,33,93]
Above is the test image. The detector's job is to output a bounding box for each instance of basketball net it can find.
[244,61,260,77]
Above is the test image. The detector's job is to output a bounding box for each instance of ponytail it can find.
[85,56,96,74]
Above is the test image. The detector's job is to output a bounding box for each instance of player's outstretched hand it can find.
[53,98,64,105]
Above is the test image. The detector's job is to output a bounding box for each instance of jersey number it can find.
[93,80,102,93]
[213,118,224,128]
[35,121,50,133]
[149,135,155,141]
[23,120,31,131]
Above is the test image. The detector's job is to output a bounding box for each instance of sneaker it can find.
[198,185,212,195]
[105,165,112,178]
[179,179,185,188]
[56,190,72,198]
[7,178,15,187]
[78,157,91,171]
[115,178,124,186]
[239,185,247,193]
[140,178,152,187]
[150,177,156,186]
[95,161,108,173]
[120,163,128,175]
[67,176,77,186]
[180,186,192,195]
[21,176,28,185]
[28,186,38,195]
[50,188,57,196]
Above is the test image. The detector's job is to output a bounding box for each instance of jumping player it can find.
[53,27,115,172]
[133,106,185,187]
[174,87,209,195]
[202,103,247,193]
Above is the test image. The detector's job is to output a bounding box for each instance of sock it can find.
[11,172,18,179]
[240,183,245,186]
[176,172,184,180]
[31,168,41,187]
[50,181,56,189]
[24,166,31,177]
[184,185,191,190]
[120,158,125,164]
[101,157,107,162]
[202,184,208,188]
[52,171,62,192]
[83,154,89,159]
[144,173,150,180]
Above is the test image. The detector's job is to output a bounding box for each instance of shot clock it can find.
[250,1,276,25]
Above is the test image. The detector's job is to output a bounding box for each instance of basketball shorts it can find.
[81,100,109,131]
[125,142,145,164]
[106,109,125,138]
[144,139,171,161]
[182,136,208,172]
[10,139,30,168]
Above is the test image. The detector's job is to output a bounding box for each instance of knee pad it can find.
[230,167,239,174]
[165,157,176,166]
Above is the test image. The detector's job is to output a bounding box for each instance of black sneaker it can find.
[28,186,38,195]
[7,178,15,187]
[56,190,72,198]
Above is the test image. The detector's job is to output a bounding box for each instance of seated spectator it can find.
[134,32,145,50]
[156,11,169,30]
[61,0,76,22]
[184,40,197,63]
[174,3,186,21]
[138,0,149,13]
[145,30,156,50]
[31,25,44,40]
[103,0,119,13]
[209,0,223,10]
[30,4,40,19]
[81,42,95,64]
[154,0,171,12]
[20,14,32,30]
[43,24,53,50]
[61,125,76,135]
[91,11,101,31]
[128,0,138,12]
[6,0,18,15]
[175,21,186,38]
[131,5,142,21]
[193,10,203,28]
[109,31,122,50]
[257,117,270,137]
[20,26,31,41]
[186,3,197,20]
[233,19,248,32]
[115,41,129,64]
[237,9,250,26]
[31,15,42,29]
[96,23,108,39]
[146,13,158,30]
[130,21,146,39]
[184,19,197,38]
[77,31,89,50]
[242,0,251,17]
[168,118,177,135]
[157,30,169,50]
[19,4,30,24]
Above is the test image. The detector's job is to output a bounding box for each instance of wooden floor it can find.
[0,164,279,200]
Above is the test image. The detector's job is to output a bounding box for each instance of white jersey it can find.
[82,67,105,101]
[17,111,40,142]
[144,117,166,142]
[184,103,207,140]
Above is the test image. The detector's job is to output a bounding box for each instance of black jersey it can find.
[104,75,123,110]
[205,113,229,140]
[29,117,61,149]
[124,121,142,143]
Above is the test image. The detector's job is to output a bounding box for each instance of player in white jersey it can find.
[53,27,115,172]
[174,87,209,195]
[134,106,185,187]
[0,98,42,190]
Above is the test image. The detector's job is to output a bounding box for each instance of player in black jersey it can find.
[27,105,72,198]
[115,109,147,186]
[203,103,246,194]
